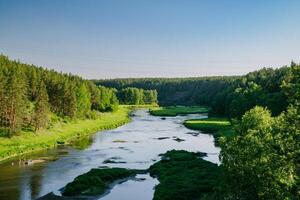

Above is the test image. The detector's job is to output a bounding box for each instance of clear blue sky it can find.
[1,0,299,78]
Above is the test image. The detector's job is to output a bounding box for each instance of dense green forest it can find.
[0,55,120,136]
[220,64,300,199]
[0,55,159,137]
[95,66,289,118]
[117,87,158,105]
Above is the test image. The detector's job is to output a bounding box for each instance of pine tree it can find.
[63,82,77,118]
[0,69,6,130]
[28,68,39,101]
[1,67,28,134]
[33,80,50,131]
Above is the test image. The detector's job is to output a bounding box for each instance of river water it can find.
[0,109,220,200]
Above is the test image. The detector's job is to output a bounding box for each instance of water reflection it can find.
[71,136,94,150]
[101,174,158,200]
[0,109,220,200]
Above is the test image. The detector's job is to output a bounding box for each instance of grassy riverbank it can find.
[122,104,158,109]
[184,118,234,144]
[149,106,209,116]
[0,107,131,162]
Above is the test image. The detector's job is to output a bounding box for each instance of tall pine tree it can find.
[63,82,77,118]
[33,80,50,131]
[1,67,28,134]
[0,69,6,132]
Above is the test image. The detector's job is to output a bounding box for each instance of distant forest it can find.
[94,66,290,118]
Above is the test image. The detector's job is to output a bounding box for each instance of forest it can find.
[219,64,300,199]
[117,87,158,105]
[95,66,289,118]
[0,55,158,137]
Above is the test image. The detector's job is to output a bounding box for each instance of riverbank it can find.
[184,118,234,145]
[149,106,209,116]
[0,107,131,162]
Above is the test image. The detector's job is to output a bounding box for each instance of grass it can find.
[184,118,234,145]
[149,106,209,116]
[62,168,140,196]
[149,150,221,200]
[0,107,131,162]
[122,104,158,109]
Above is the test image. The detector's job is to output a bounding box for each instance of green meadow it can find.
[184,118,234,144]
[149,106,209,116]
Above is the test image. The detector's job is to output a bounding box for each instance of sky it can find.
[0,0,300,79]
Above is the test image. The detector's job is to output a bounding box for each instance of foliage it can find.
[220,106,299,199]
[219,64,300,199]
[118,87,158,105]
[75,83,91,118]
[0,65,28,134]
[33,80,50,131]
[0,55,120,135]
[99,86,119,112]
[149,150,221,200]
[150,106,209,116]
[282,62,300,106]
[96,66,289,118]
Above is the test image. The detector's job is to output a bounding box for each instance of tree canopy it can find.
[0,55,119,135]
[220,64,300,199]
[95,66,289,118]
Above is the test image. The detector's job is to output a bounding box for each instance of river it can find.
[0,109,220,200]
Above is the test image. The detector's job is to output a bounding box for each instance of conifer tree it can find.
[2,67,27,134]
[0,70,6,130]
[63,82,77,118]
[33,80,50,131]
[28,68,39,101]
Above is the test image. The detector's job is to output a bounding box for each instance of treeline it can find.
[0,55,118,136]
[94,77,236,106]
[117,87,157,105]
[94,66,289,118]
[220,64,300,199]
